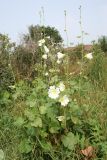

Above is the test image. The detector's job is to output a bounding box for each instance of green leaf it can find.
[71,116,81,124]
[31,117,42,128]
[26,95,37,108]
[62,132,78,150]
[0,150,5,160]
[24,110,35,121]
[3,91,10,99]
[39,106,48,115]
[42,141,52,151]
[28,100,37,108]
[14,117,24,127]
[39,130,48,138]
[49,126,60,133]
[19,139,33,154]
[49,120,60,133]
[46,106,58,120]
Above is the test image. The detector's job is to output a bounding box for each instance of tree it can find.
[98,36,107,53]
[11,25,63,80]
[24,25,63,44]
[0,34,15,89]
[11,45,38,80]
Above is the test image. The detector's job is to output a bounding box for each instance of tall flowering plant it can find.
[13,37,95,159]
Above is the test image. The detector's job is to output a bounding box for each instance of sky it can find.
[0,0,107,46]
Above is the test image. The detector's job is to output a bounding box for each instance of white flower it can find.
[58,82,65,91]
[57,116,65,122]
[57,59,61,64]
[44,45,49,53]
[9,85,15,89]
[46,36,50,39]
[59,95,69,106]
[38,39,45,46]
[79,72,82,75]
[45,72,49,76]
[69,72,75,75]
[48,86,60,99]
[57,52,65,59]
[85,53,93,60]
[42,54,47,60]
[77,61,81,64]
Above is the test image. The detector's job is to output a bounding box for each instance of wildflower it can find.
[77,61,81,64]
[57,52,65,59]
[74,99,77,102]
[45,72,49,76]
[69,72,75,75]
[38,39,45,46]
[57,116,65,122]
[57,59,61,64]
[85,53,93,60]
[79,72,82,75]
[58,82,65,91]
[44,45,49,53]
[42,54,47,60]
[48,86,60,99]
[46,36,50,39]
[59,95,69,106]
[9,85,15,89]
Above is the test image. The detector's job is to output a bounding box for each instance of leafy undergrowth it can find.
[0,38,107,160]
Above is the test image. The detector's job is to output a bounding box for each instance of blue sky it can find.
[0,0,107,45]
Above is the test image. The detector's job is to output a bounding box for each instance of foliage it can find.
[71,44,83,60]
[85,44,107,89]
[98,35,107,54]
[24,25,63,44]
[0,34,15,90]
[11,45,38,80]
[0,64,14,90]
[10,25,63,80]
[0,28,107,160]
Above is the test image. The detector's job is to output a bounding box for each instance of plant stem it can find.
[64,10,69,85]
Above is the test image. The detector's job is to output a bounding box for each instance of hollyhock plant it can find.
[57,52,65,59]
[59,95,69,106]
[42,54,47,60]
[38,39,45,46]
[48,86,60,99]
[44,45,49,53]
[85,52,93,60]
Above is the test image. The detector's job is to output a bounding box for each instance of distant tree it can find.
[11,45,38,80]
[24,25,63,44]
[0,34,15,89]
[11,25,63,80]
[0,34,12,65]
[68,44,84,62]
[98,36,107,53]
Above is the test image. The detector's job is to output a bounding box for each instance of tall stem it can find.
[39,11,42,27]
[79,5,84,71]
[64,10,69,84]
[64,10,69,47]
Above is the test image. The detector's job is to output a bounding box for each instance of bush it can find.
[0,34,15,90]
[86,46,107,89]
[0,34,107,160]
